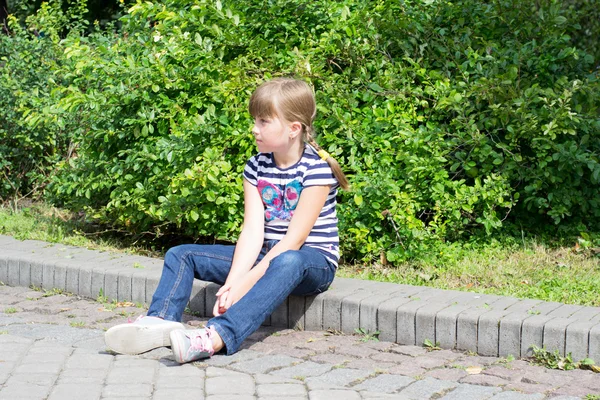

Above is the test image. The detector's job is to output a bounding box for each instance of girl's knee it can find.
[269,250,304,269]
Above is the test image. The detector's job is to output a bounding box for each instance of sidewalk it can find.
[0,235,599,399]
[1,285,598,399]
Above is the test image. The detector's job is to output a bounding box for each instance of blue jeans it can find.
[147,240,336,354]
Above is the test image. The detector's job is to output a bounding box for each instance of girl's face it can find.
[252,115,294,154]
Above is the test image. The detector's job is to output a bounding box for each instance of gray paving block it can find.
[230,354,300,374]
[499,312,529,358]
[288,295,305,330]
[271,361,332,379]
[42,259,56,290]
[520,315,554,357]
[565,320,598,361]
[103,268,120,302]
[6,253,20,286]
[53,263,67,292]
[18,253,48,289]
[478,299,540,356]
[416,292,485,347]
[440,383,501,400]
[397,289,460,345]
[145,271,162,305]
[359,285,418,334]
[543,317,575,355]
[456,297,519,353]
[320,278,378,332]
[305,367,373,389]
[526,301,563,315]
[589,323,600,363]
[489,392,544,400]
[569,306,600,321]
[353,374,414,393]
[377,287,427,343]
[204,282,221,317]
[0,255,7,284]
[436,294,500,350]
[398,377,458,399]
[304,295,323,331]
[341,286,391,334]
[78,265,94,299]
[548,304,584,318]
[270,297,288,328]
[117,269,135,302]
[188,280,210,317]
[477,310,506,356]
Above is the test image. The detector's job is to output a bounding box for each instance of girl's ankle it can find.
[209,327,224,352]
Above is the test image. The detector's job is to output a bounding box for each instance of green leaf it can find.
[354,194,363,206]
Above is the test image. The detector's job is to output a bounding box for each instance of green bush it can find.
[5,0,600,264]
[0,2,85,205]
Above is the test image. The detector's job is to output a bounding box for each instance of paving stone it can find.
[505,381,555,393]
[424,367,468,381]
[412,356,448,369]
[305,368,374,390]
[439,383,501,400]
[307,354,350,367]
[271,361,332,379]
[386,364,426,378]
[47,384,102,400]
[397,377,458,399]
[6,373,58,386]
[389,345,427,357]
[206,375,255,395]
[206,349,264,367]
[254,374,303,385]
[256,383,306,396]
[552,385,598,397]
[548,397,583,400]
[488,392,545,400]
[359,393,413,399]
[153,388,204,400]
[344,358,395,371]
[230,354,300,374]
[102,384,153,398]
[308,389,361,400]
[352,374,414,393]
[106,367,156,384]
[0,383,53,399]
[460,374,510,387]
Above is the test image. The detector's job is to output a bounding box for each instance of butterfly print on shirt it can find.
[257,179,303,221]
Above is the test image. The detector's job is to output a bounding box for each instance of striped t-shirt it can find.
[243,145,340,265]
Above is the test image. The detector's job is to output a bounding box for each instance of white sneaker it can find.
[170,327,216,363]
[104,315,185,355]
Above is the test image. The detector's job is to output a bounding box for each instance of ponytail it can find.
[305,128,350,191]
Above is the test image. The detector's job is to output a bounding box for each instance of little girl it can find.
[105,78,349,363]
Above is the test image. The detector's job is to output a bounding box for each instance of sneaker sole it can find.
[170,329,186,363]
[105,321,185,355]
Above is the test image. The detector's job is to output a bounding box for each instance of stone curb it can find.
[1,234,599,361]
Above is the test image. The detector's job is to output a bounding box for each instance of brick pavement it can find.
[0,285,598,399]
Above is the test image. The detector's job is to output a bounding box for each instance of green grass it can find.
[2,203,600,306]
[337,239,600,306]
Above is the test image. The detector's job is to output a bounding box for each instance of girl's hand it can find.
[213,284,231,316]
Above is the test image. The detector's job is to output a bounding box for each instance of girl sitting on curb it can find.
[104,77,348,363]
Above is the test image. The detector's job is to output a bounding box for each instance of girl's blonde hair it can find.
[248,78,349,190]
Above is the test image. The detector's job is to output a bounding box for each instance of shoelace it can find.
[188,328,215,357]
[128,315,145,324]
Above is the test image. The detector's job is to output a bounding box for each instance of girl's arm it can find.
[218,184,331,311]
[213,179,264,316]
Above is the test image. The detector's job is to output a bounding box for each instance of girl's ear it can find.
[289,121,303,139]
